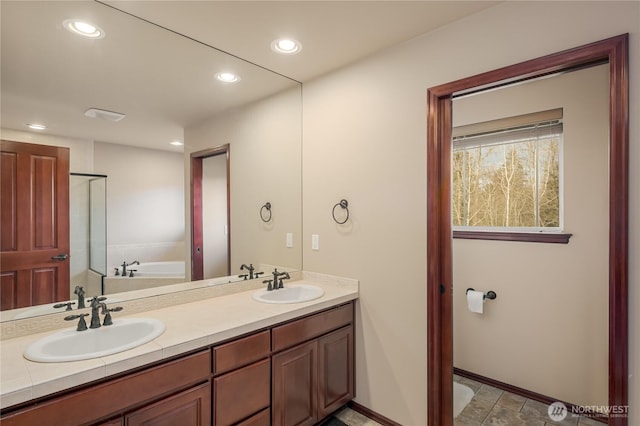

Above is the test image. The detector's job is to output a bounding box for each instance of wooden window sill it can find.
[453,230,572,244]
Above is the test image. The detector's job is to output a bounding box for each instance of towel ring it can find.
[260,202,272,222]
[332,199,349,224]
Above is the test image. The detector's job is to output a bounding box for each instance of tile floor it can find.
[334,407,383,426]
[454,374,606,426]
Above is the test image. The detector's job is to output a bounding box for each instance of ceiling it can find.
[103,1,499,83]
[1,1,499,151]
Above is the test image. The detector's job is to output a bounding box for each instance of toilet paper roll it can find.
[467,290,485,314]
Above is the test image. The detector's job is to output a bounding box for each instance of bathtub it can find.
[127,261,185,278]
[104,261,186,294]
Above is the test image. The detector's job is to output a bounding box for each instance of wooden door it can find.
[190,145,230,281]
[317,326,354,419]
[272,341,318,426]
[0,140,70,310]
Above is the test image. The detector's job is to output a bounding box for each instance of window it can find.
[452,109,569,243]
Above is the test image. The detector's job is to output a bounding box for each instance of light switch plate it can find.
[312,234,319,250]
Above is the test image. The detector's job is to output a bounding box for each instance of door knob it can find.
[51,254,69,261]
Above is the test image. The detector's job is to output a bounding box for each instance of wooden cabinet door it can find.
[213,358,270,426]
[272,340,317,426]
[0,140,70,310]
[125,382,211,426]
[317,326,354,419]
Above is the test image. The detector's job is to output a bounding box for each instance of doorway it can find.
[190,145,230,281]
[426,35,629,426]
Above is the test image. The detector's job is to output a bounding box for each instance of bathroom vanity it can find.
[0,277,357,426]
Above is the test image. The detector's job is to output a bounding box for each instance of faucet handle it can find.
[262,279,274,291]
[65,313,89,331]
[89,296,107,305]
[54,301,76,311]
[278,272,290,289]
[239,273,249,280]
[103,306,123,326]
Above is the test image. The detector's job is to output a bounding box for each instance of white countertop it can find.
[0,276,358,410]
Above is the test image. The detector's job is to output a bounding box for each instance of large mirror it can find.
[0,1,302,321]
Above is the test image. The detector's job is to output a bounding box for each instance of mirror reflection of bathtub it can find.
[102,261,243,294]
[104,261,188,294]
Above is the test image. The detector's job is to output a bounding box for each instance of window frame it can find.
[451,110,571,243]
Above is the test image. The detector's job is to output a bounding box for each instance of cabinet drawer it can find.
[125,382,211,426]
[272,303,353,352]
[213,358,270,426]
[236,408,270,426]
[213,330,270,375]
[1,350,211,426]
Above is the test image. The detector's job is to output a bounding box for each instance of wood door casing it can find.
[0,140,70,310]
[190,145,230,281]
[426,34,629,426]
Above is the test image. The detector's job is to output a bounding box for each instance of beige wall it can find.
[93,142,185,268]
[0,128,94,173]
[301,1,638,424]
[185,86,302,279]
[452,65,609,407]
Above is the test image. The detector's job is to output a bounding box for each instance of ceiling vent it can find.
[84,108,126,122]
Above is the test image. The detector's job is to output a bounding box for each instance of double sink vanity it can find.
[0,273,358,425]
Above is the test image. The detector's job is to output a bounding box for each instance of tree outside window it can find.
[452,119,561,231]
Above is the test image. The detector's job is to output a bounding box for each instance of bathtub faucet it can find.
[120,260,140,277]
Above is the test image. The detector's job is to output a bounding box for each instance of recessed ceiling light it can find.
[215,72,240,83]
[170,141,184,146]
[26,123,46,130]
[63,19,105,39]
[271,38,302,55]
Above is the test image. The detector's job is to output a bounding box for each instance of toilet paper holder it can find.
[466,288,497,300]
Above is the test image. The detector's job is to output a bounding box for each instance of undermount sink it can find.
[24,318,165,363]
[252,284,324,304]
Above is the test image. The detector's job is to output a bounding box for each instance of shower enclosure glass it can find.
[70,173,107,296]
